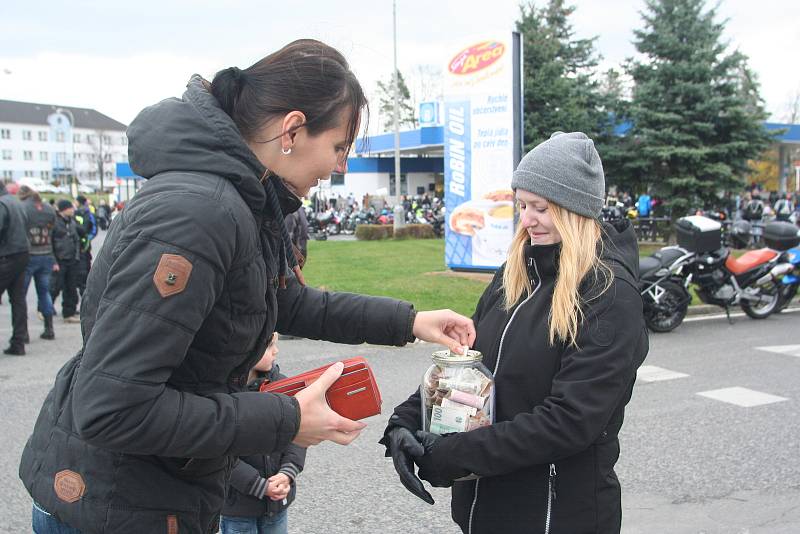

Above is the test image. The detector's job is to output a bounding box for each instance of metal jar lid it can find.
[431,349,483,365]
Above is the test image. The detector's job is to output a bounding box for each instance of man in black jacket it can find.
[19,186,57,340]
[50,200,84,323]
[0,182,30,355]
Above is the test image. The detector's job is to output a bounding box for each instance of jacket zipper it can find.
[544,463,557,534]
[468,260,542,534]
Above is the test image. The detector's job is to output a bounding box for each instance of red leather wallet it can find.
[259,357,382,421]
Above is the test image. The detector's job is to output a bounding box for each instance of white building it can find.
[0,99,128,192]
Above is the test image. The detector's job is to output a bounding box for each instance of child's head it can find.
[254,332,279,372]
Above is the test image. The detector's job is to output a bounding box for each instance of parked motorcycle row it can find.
[638,215,800,333]
[304,203,445,240]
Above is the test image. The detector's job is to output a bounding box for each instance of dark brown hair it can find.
[211,39,367,153]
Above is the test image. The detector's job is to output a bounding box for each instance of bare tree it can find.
[409,64,444,110]
[782,85,800,124]
[87,130,111,193]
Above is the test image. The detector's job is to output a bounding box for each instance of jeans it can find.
[0,252,29,346]
[220,511,288,534]
[24,254,55,317]
[32,502,84,534]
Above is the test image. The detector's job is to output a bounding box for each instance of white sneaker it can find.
[37,311,44,322]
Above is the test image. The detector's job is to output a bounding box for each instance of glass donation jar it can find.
[420,349,495,435]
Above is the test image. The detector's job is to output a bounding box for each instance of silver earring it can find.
[282,147,292,155]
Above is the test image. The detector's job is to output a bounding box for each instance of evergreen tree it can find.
[626,0,774,217]
[376,70,416,131]
[515,0,609,150]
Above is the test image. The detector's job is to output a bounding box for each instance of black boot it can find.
[3,344,25,356]
[41,315,55,340]
[22,333,30,344]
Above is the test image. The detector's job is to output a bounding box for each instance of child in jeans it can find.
[221,333,306,534]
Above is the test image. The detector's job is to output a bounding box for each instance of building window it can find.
[22,130,32,141]
[331,172,345,186]
[105,171,112,179]
[73,133,81,143]
[86,134,94,144]
[40,151,48,161]
[23,150,33,161]
[120,136,127,145]
[102,135,112,145]
[23,170,34,178]
[2,170,12,180]
[41,171,50,180]
[38,131,47,142]
[56,131,65,142]
[388,173,408,196]
[1,149,11,160]
[0,129,10,139]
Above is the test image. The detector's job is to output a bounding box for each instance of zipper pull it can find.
[549,463,557,501]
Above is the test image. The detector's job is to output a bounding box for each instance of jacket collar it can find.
[524,242,561,282]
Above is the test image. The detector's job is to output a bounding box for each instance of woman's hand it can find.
[292,362,366,447]
[412,310,476,353]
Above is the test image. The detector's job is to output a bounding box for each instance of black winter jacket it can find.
[386,221,648,534]
[222,364,307,519]
[19,75,416,534]
[52,214,82,262]
[0,189,30,257]
[22,198,56,256]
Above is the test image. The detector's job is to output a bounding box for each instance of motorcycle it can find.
[771,222,800,312]
[305,207,329,241]
[639,217,796,332]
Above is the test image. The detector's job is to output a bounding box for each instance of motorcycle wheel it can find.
[644,280,689,333]
[740,286,779,319]
[774,283,798,313]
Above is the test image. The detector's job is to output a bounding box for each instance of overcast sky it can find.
[1,0,798,128]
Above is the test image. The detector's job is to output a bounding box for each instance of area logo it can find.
[448,41,505,75]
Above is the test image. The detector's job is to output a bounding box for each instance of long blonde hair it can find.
[502,202,611,347]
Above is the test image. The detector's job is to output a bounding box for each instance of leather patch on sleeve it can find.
[590,319,615,347]
[153,254,193,298]
[167,514,179,534]
[54,470,85,503]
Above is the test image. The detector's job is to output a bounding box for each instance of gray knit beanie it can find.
[511,131,605,219]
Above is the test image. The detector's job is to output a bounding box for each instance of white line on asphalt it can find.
[684,308,800,322]
[756,345,800,358]
[697,387,789,407]
[637,365,690,382]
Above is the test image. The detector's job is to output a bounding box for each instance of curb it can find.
[686,301,800,316]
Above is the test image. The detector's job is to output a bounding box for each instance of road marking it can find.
[637,365,689,382]
[756,345,800,358]
[684,307,800,322]
[697,387,789,407]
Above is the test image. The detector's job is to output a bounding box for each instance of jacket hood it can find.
[127,75,267,214]
[600,219,639,281]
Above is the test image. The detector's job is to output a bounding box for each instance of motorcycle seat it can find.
[639,248,688,278]
[725,248,778,275]
[639,257,663,278]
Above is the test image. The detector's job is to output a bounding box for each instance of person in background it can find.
[284,205,309,264]
[50,200,85,324]
[96,200,111,230]
[774,193,794,222]
[220,333,305,534]
[0,182,30,355]
[18,186,57,341]
[73,195,97,295]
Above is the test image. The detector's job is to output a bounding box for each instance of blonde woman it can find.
[382,132,649,534]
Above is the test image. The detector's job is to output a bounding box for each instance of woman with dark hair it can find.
[20,39,475,534]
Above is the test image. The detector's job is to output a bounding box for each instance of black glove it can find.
[385,427,434,505]
[415,430,470,488]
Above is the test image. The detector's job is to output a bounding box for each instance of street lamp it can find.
[392,0,406,232]
[55,107,77,198]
